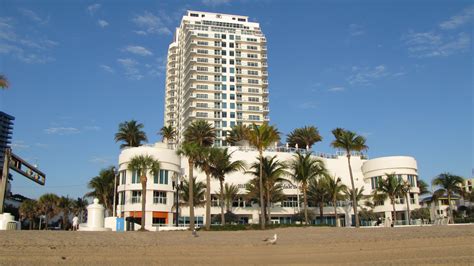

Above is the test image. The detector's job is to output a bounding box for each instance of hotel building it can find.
[164,11,269,146]
[116,11,422,230]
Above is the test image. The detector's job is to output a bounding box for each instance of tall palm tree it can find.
[115,120,148,149]
[38,193,60,230]
[400,181,413,225]
[375,173,403,226]
[127,155,160,231]
[245,123,280,229]
[323,175,347,227]
[0,74,9,89]
[178,120,215,230]
[209,148,246,225]
[432,173,464,224]
[19,199,39,230]
[331,128,368,227]
[290,152,327,224]
[57,196,74,230]
[219,183,240,213]
[183,120,215,146]
[226,124,250,146]
[286,126,322,149]
[179,177,206,208]
[85,167,115,214]
[308,177,328,224]
[247,155,287,224]
[417,179,430,195]
[195,147,217,230]
[159,125,176,144]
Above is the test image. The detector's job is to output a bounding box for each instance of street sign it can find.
[9,153,45,185]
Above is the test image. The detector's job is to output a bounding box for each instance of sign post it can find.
[0,148,46,214]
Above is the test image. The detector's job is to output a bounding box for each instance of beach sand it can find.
[0,225,473,265]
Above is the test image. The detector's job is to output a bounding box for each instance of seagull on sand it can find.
[192,229,198,237]
[263,234,277,245]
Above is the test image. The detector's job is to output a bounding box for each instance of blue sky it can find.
[0,0,472,199]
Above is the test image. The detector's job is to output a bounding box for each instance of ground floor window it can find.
[153,217,166,225]
[179,216,204,226]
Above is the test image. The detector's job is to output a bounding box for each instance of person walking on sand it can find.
[72,216,79,231]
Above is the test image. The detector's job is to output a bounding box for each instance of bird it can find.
[263,234,277,245]
[192,229,198,237]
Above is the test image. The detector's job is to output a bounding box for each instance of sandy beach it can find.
[0,225,473,265]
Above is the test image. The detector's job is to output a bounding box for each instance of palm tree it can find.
[290,152,327,224]
[219,183,240,213]
[57,196,74,230]
[177,141,201,230]
[127,155,160,231]
[183,120,215,146]
[308,177,328,224]
[375,173,403,226]
[247,155,287,224]
[417,179,430,195]
[115,120,148,149]
[226,124,250,146]
[19,199,39,229]
[73,197,88,224]
[323,175,347,227]
[195,147,217,230]
[209,148,246,225]
[0,74,9,89]
[432,173,464,224]
[286,126,322,149]
[38,193,60,230]
[179,177,206,208]
[85,167,115,214]
[245,175,286,223]
[159,125,176,144]
[331,128,368,227]
[245,123,280,229]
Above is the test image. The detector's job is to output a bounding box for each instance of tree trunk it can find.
[266,187,271,224]
[346,154,359,227]
[334,201,339,227]
[258,151,265,230]
[220,179,225,225]
[447,192,453,224]
[140,174,147,231]
[319,202,324,224]
[45,213,49,230]
[405,193,411,225]
[188,160,195,230]
[205,172,211,230]
[391,198,397,227]
[303,184,308,225]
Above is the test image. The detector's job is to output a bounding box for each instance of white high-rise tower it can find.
[163,11,269,146]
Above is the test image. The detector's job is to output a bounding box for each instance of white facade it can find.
[164,11,269,146]
[116,143,421,230]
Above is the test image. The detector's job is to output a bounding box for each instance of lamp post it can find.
[112,166,118,217]
[172,172,183,227]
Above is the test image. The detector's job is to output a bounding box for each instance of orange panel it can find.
[131,211,142,218]
[153,212,168,218]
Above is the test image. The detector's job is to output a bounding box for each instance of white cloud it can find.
[349,23,365,37]
[202,0,231,6]
[98,19,109,28]
[403,31,470,58]
[11,140,30,150]
[90,156,112,165]
[328,87,345,92]
[439,5,474,30]
[131,11,171,35]
[117,58,143,80]
[44,127,80,135]
[100,64,114,73]
[18,8,49,24]
[123,45,153,56]
[348,65,389,85]
[133,30,147,35]
[87,4,101,15]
